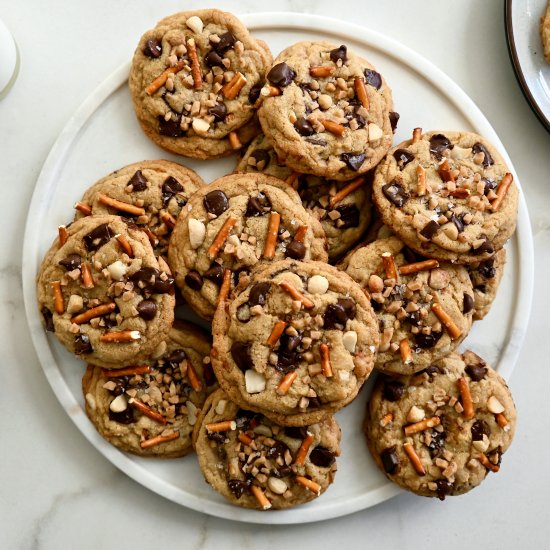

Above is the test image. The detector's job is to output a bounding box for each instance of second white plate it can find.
[22,13,533,524]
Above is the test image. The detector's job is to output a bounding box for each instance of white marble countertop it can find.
[1,0,548,548]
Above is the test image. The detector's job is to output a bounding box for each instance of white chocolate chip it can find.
[186,400,198,426]
[107,260,128,281]
[267,477,288,495]
[109,394,128,413]
[307,275,329,295]
[192,118,210,135]
[245,370,266,393]
[428,268,450,290]
[66,294,84,314]
[368,123,383,141]
[342,330,358,353]
[487,395,505,414]
[188,218,206,249]
[85,392,96,411]
[186,15,204,34]
[407,405,426,423]
[472,434,490,453]
[317,94,333,110]
[215,399,227,415]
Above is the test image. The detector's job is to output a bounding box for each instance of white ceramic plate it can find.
[22,13,534,524]
[506,0,550,131]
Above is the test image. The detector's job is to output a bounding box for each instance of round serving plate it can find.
[22,13,533,524]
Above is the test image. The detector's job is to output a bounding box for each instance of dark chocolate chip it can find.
[208,431,227,444]
[208,102,227,122]
[294,117,315,136]
[382,379,405,401]
[84,223,113,252]
[42,308,54,332]
[276,346,299,374]
[204,50,224,68]
[420,220,440,240]
[143,38,162,58]
[74,334,92,355]
[471,419,491,441]
[323,303,348,330]
[162,176,183,207]
[408,310,422,327]
[235,409,261,430]
[463,293,474,314]
[472,142,494,167]
[158,115,183,137]
[393,149,415,169]
[130,267,174,294]
[136,299,157,320]
[266,440,290,460]
[309,447,336,468]
[483,178,497,195]
[285,240,306,260]
[127,170,148,192]
[336,204,360,228]
[250,150,270,170]
[307,397,322,408]
[248,82,263,104]
[284,426,309,439]
[472,239,494,256]
[267,62,296,87]
[204,264,224,286]
[389,111,400,132]
[424,364,443,378]
[203,190,229,216]
[465,363,487,382]
[435,479,453,500]
[341,152,366,172]
[58,254,82,271]
[478,259,496,279]
[184,270,203,290]
[166,348,186,365]
[451,213,464,234]
[427,428,447,458]
[382,180,409,207]
[109,407,135,424]
[429,134,453,160]
[414,331,442,349]
[380,446,400,474]
[213,32,236,54]
[109,380,126,397]
[249,282,270,306]
[245,192,271,217]
[338,298,356,319]
[279,333,302,354]
[227,479,250,499]
[364,69,382,89]
[275,465,293,478]
[231,342,253,372]
[329,44,347,63]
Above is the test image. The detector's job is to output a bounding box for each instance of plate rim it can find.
[22,11,534,525]
[505,0,550,133]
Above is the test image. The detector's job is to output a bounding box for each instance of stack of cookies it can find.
[36,8,519,511]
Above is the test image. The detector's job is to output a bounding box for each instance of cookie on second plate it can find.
[364,350,516,499]
[258,41,395,181]
[75,160,205,257]
[339,236,474,375]
[129,9,272,159]
[193,389,340,510]
[211,259,379,426]
[167,173,328,319]
[83,320,214,457]
[372,129,519,263]
[236,133,373,261]
[37,215,175,369]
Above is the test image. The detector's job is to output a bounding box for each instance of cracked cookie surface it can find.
[129,9,272,159]
[83,320,214,457]
[211,259,379,426]
[193,389,340,509]
[76,160,204,257]
[364,351,516,499]
[258,41,394,180]
[37,215,175,369]
[339,236,474,375]
[372,130,518,263]
[236,133,373,261]
[167,173,328,319]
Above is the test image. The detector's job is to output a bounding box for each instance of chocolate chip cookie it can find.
[193,389,340,509]
[129,9,272,159]
[37,215,175,369]
[83,320,214,457]
[339,236,474,375]
[236,134,374,261]
[541,1,550,63]
[75,160,205,257]
[372,129,519,263]
[167,173,328,319]
[258,41,395,181]
[364,350,516,499]
[211,259,379,426]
